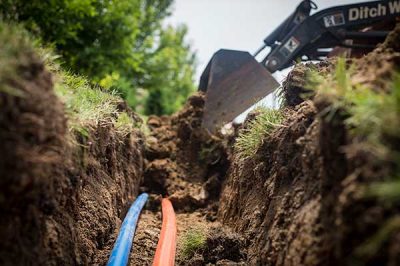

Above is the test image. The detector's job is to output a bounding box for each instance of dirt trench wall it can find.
[219,102,329,265]
[219,101,400,266]
[0,42,145,265]
[218,27,400,266]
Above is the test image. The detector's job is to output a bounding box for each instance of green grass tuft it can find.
[235,107,284,160]
[39,48,135,137]
[114,112,135,136]
[180,228,207,259]
[365,179,400,202]
[0,22,135,138]
[54,71,121,132]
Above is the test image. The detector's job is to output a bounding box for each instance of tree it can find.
[0,0,196,115]
[144,25,196,115]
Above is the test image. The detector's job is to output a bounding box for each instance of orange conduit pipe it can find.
[152,198,177,266]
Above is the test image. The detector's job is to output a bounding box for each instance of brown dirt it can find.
[218,25,400,266]
[0,43,145,265]
[142,93,231,215]
[0,33,242,265]
[178,212,247,265]
[143,93,230,199]
[3,19,400,266]
[128,93,246,265]
[130,210,162,265]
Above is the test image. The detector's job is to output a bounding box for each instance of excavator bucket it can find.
[199,49,279,133]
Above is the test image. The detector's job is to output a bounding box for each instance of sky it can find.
[166,0,368,82]
[165,0,369,119]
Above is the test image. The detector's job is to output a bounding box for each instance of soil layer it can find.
[0,45,145,265]
[218,25,400,266]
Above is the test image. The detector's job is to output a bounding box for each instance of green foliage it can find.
[235,107,284,160]
[180,228,207,259]
[366,179,400,202]
[143,25,196,115]
[0,0,196,115]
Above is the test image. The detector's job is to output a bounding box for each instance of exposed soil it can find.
[2,18,400,266]
[130,93,246,265]
[218,24,400,266]
[0,46,145,265]
[0,39,243,265]
[143,93,229,200]
[130,210,162,265]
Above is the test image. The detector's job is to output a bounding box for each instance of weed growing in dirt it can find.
[179,228,207,259]
[235,107,284,159]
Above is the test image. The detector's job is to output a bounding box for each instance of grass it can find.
[114,112,136,136]
[0,22,136,138]
[54,71,120,131]
[235,107,284,160]
[40,47,136,137]
[179,228,207,259]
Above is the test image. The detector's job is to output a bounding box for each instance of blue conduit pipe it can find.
[107,193,148,266]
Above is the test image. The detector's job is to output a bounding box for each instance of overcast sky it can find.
[166,0,369,82]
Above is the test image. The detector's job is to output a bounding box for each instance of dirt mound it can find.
[0,37,145,265]
[143,93,230,210]
[219,101,321,265]
[218,25,400,265]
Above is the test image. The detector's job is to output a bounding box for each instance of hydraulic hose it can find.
[152,198,177,266]
[107,193,148,266]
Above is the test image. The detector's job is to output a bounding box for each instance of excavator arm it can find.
[200,0,400,133]
[261,0,400,72]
